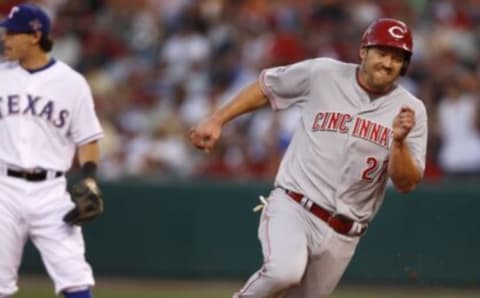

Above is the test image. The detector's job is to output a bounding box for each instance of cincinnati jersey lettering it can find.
[311,111,392,148]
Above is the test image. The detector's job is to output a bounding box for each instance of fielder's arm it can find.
[189,81,268,151]
[77,140,100,178]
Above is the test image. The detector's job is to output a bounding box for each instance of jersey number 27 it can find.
[362,157,388,182]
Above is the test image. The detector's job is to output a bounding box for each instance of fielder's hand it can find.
[188,117,222,153]
[392,106,415,142]
[63,178,104,225]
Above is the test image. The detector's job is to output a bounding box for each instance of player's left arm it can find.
[78,140,100,172]
[72,76,103,180]
[388,105,427,193]
[63,75,105,225]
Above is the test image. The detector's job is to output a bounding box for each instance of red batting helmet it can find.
[360,18,413,75]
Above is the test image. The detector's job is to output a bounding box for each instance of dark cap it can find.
[0,4,51,35]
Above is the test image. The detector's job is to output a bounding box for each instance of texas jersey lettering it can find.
[0,93,70,127]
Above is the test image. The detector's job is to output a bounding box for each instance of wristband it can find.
[81,161,97,179]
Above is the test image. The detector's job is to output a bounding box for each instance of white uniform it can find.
[0,60,103,296]
[235,58,427,297]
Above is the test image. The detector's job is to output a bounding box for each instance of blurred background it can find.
[0,0,478,182]
[2,0,480,297]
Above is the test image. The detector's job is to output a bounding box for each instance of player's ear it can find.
[359,47,368,61]
[30,31,42,45]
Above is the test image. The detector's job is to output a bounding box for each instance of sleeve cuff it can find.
[76,132,104,146]
[259,70,279,110]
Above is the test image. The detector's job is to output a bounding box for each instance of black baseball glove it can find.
[63,178,104,225]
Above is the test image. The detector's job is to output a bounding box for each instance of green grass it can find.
[14,276,480,298]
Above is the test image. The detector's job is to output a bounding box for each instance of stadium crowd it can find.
[2,0,480,181]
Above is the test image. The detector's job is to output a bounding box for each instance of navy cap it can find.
[0,4,51,35]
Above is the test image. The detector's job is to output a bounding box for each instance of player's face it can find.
[359,46,406,92]
[1,31,36,61]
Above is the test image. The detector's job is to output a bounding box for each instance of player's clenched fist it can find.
[189,117,222,152]
[392,106,415,142]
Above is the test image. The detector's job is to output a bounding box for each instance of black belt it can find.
[7,168,63,182]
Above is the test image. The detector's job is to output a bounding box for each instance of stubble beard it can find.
[369,69,396,93]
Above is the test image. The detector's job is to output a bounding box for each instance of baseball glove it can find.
[63,178,104,225]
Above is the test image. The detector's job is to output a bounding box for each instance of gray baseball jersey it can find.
[234,57,428,298]
[260,57,427,222]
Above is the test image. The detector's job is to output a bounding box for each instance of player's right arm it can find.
[189,81,267,152]
[189,59,315,152]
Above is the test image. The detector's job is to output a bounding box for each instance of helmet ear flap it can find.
[400,54,411,76]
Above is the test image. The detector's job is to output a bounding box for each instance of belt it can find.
[284,189,367,236]
[6,168,63,182]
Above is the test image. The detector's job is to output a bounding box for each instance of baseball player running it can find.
[0,4,104,298]
[190,18,427,298]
